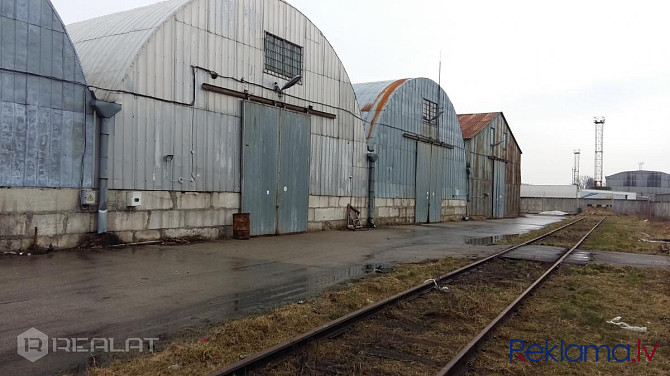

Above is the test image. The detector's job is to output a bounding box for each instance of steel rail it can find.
[436,217,606,376]
[206,217,585,376]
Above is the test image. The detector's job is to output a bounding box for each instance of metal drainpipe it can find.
[367,152,378,228]
[91,99,122,234]
[465,165,471,219]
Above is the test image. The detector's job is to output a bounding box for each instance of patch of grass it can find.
[500,214,670,255]
[581,215,670,255]
[496,217,577,246]
[468,265,670,376]
[85,258,472,376]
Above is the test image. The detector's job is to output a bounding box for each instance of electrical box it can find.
[80,190,97,206]
[126,192,143,207]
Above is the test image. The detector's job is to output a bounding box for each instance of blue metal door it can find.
[429,145,445,223]
[242,102,311,235]
[278,110,311,233]
[415,142,431,223]
[493,160,506,218]
[242,102,279,235]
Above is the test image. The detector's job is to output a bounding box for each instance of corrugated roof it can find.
[457,112,500,139]
[353,79,409,139]
[66,0,190,92]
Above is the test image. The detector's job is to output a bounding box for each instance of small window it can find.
[503,132,508,150]
[264,32,303,80]
[422,99,439,126]
[648,173,662,188]
[490,127,496,146]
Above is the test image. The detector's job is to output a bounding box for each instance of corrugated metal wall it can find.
[353,78,467,201]
[465,114,521,217]
[0,0,95,188]
[69,0,367,196]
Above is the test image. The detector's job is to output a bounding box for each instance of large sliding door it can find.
[242,102,311,235]
[492,160,506,218]
[415,142,446,223]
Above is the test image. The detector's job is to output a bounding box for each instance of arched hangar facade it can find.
[354,78,468,225]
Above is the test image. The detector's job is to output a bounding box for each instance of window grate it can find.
[422,99,439,126]
[264,32,303,80]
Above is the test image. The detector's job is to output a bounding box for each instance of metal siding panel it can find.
[278,110,310,233]
[48,109,61,186]
[24,105,37,186]
[0,102,13,185]
[242,101,278,236]
[1,17,16,70]
[60,110,73,186]
[72,111,85,187]
[35,105,48,185]
[15,19,28,72]
[1,0,15,18]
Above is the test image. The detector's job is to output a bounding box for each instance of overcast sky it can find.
[52,0,670,185]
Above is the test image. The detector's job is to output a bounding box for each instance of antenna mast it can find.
[572,149,581,185]
[593,116,605,187]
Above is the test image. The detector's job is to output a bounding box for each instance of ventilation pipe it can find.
[367,152,378,228]
[91,99,122,234]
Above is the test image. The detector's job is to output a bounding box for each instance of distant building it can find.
[521,185,578,199]
[458,112,522,218]
[520,185,636,200]
[606,170,670,200]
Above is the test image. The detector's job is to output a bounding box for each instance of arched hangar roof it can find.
[67,0,187,92]
[66,0,361,112]
[353,78,464,148]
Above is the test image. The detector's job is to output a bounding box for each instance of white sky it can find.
[51,0,670,185]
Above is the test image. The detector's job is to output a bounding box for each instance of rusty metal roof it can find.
[457,112,501,139]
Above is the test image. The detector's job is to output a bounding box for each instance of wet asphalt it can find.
[1,215,666,375]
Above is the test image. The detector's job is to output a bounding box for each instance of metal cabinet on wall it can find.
[242,102,310,236]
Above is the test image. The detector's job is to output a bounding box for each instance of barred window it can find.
[503,132,508,150]
[264,32,303,80]
[422,99,439,126]
[490,127,496,146]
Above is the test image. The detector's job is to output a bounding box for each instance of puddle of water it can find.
[466,234,520,245]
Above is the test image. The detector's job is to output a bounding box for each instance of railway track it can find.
[206,216,604,376]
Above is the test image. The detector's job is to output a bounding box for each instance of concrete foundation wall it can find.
[0,188,240,251]
[1,188,469,252]
[521,197,670,219]
[442,199,467,221]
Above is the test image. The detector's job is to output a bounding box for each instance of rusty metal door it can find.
[277,110,311,234]
[493,160,506,218]
[429,145,445,223]
[242,102,279,236]
[415,142,431,223]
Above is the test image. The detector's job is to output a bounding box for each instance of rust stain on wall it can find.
[366,79,409,140]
